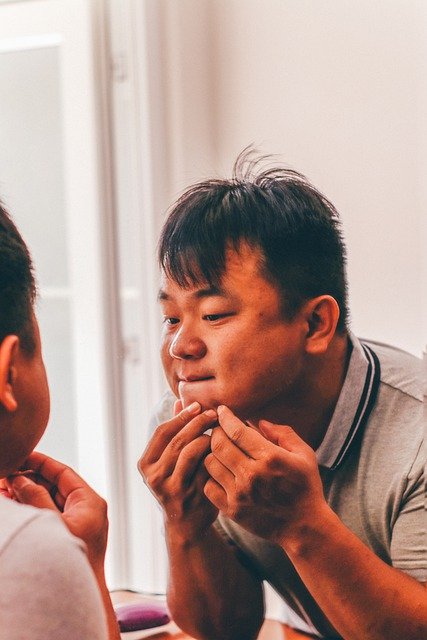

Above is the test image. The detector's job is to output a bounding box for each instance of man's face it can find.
[0,316,50,475]
[159,244,309,422]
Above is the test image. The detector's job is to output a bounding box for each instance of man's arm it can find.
[166,522,264,640]
[139,403,264,640]
[7,453,121,640]
[205,405,427,640]
[284,504,427,640]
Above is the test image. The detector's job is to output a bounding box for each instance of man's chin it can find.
[177,391,218,412]
[178,394,249,419]
[181,398,217,412]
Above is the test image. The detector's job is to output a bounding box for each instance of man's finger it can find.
[173,434,212,484]
[142,402,202,462]
[0,478,11,498]
[23,452,83,484]
[142,409,218,479]
[163,409,217,460]
[7,475,58,511]
[204,477,228,511]
[204,452,235,492]
[258,420,307,453]
[217,405,272,459]
[210,427,248,473]
[21,452,93,504]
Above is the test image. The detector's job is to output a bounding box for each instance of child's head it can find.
[0,202,49,476]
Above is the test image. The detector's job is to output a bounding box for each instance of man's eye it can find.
[203,313,231,322]
[163,317,179,325]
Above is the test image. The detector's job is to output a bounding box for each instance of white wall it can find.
[154,0,426,356]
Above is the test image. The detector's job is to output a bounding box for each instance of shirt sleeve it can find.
[0,509,108,640]
[390,440,426,582]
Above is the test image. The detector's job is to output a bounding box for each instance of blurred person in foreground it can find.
[0,201,120,640]
[139,152,426,640]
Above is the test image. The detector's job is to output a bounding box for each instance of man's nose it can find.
[169,327,207,360]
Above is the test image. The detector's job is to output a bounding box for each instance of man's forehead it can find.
[158,244,268,301]
[161,244,262,283]
[158,277,227,302]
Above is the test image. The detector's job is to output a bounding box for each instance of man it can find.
[0,202,120,640]
[139,155,426,640]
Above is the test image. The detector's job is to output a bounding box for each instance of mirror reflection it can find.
[0,1,425,639]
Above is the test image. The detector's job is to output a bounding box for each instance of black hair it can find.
[159,150,349,333]
[0,201,36,353]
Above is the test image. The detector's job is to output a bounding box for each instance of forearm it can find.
[284,505,427,640]
[92,565,121,640]
[166,523,264,640]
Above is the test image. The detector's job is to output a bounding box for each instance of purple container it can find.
[115,602,170,632]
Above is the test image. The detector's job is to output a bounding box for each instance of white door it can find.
[0,0,125,586]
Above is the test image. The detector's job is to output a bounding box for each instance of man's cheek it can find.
[160,343,173,370]
[161,358,176,393]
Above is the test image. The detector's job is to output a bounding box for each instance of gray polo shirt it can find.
[150,335,425,638]
[216,335,425,637]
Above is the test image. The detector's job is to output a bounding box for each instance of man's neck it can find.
[249,333,352,450]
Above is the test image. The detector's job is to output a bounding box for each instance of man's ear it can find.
[303,295,340,355]
[0,335,19,412]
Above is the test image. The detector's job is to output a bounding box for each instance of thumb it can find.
[7,475,57,511]
[258,420,305,452]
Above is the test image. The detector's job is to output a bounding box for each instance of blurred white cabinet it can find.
[0,0,125,585]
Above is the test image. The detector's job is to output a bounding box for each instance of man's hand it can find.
[5,452,108,570]
[204,405,327,545]
[138,401,219,542]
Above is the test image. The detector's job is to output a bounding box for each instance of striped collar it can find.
[316,333,381,470]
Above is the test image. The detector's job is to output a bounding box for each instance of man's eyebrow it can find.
[157,285,227,302]
[158,289,170,302]
[194,285,226,299]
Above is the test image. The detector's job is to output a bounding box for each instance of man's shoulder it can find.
[0,497,46,552]
[360,338,422,401]
[0,497,83,558]
[0,499,107,640]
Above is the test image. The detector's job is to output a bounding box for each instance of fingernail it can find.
[217,405,226,415]
[204,409,217,419]
[187,401,201,415]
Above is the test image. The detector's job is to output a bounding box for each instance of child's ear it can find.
[0,335,19,412]
[304,295,340,355]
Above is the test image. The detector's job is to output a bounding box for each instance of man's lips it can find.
[178,375,214,383]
